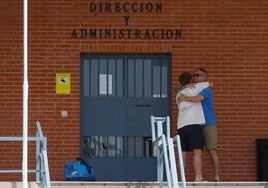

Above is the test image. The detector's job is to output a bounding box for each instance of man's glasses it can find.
[193,73,205,77]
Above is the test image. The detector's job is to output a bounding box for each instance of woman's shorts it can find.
[178,124,203,152]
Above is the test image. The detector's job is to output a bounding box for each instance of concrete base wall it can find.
[0,181,267,188]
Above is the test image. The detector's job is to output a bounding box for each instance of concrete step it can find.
[51,181,268,188]
[0,181,267,188]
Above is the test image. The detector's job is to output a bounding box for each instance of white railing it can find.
[151,116,186,188]
[0,121,51,188]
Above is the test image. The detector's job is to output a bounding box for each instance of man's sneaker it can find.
[195,179,208,182]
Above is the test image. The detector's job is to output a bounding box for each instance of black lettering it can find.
[132,3,138,12]
[89,29,97,38]
[126,29,132,38]
[71,28,182,40]
[146,3,154,12]
[88,2,163,13]
[71,29,78,38]
[166,29,173,39]
[89,3,96,12]
[161,29,165,39]
[112,29,117,38]
[115,2,121,12]
[104,29,111,38]
[176,29,182,39]
[119,29,124,38]
[124,16,130,25]
[135,29,141,38]
[80,29,87,38]
[99,3,102,12]
[155,3,162,12]
[99,29,103,38]
[105,3,112,12]
[123,3,130,12]
[140,3,143,12]
[144,30,151,39]
[152,29,159,39]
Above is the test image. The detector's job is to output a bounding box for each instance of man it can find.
[176,71,209,182]
[179,68,220,182]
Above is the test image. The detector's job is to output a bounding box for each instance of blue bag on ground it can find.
[63,157,96,181]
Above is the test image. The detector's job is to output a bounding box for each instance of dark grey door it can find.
[80,54,171,181]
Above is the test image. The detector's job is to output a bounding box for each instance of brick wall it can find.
[0,0,267,181]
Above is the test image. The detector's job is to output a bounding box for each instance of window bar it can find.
[133,137,136,158]
[107,136,111,157]
[106,59,109,97]
[97,136,100,157]
[150,62,153,98]
[133,59,136,98]
[142,59,145,98]
[114,60,117,97]
[97,60,100,97]
[87,60,91,97]
[116,136,119,157]
[160,60,163,98]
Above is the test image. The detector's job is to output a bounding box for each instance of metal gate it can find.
[80,53,171,181]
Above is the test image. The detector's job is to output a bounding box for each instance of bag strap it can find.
[76,157,92,172]
[76,157,86,164]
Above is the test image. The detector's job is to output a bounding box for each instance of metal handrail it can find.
[0,121,51,188]
[151,115,186,188]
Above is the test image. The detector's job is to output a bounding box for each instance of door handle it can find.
[135,104,151,107]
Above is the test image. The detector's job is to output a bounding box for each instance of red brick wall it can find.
[0,0,268,182]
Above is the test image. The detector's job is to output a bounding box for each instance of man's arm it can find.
[186,81,214,88]
[178,94,204,103]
